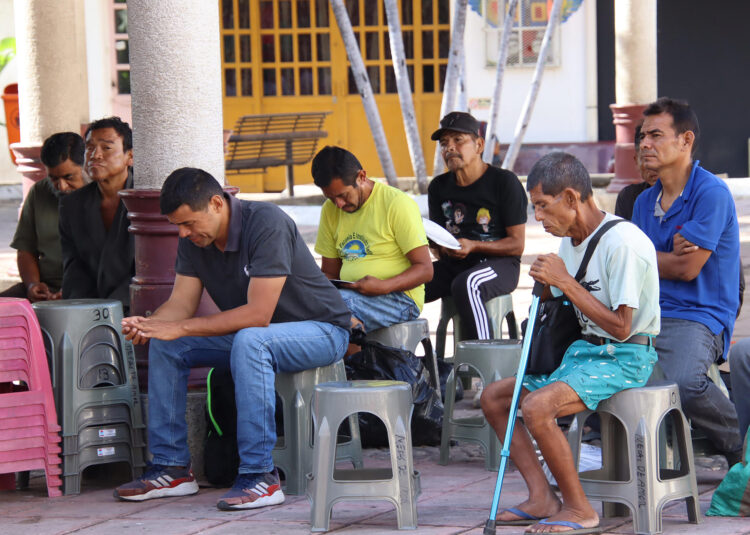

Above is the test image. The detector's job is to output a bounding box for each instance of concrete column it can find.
[122,1,225,397]
[11,0,89,196]
[607,0,657,192]
[126,0,224,188]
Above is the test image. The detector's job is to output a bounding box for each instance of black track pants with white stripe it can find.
[425,256,520,340]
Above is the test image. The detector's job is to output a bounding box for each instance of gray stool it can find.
[365,318,439,391]
[439,340,522,471]
[273,360,362,495]
[648,361,729,460]
[567,382,701,535]
[307,380,420,531]
[435,294,518,360]
[32,299,145,495]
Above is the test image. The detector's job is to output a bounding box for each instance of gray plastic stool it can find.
[567,382,701,535]
[648,361,729,460]
[32,300,144,432]
[32,299,145,494]
[365,318,439,391]
[440,340,521,471]
[307,380,420,531]
[435,294,518,360]
[273,360,362,495]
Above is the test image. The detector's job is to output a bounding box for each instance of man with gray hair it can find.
[481,152,660,533]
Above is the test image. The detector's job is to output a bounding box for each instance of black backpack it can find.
[203,367,285,486]
[204,367,239,487]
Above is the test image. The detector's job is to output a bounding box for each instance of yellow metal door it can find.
[220,0,449,192]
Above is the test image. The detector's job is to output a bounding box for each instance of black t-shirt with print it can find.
[428,165,527,261]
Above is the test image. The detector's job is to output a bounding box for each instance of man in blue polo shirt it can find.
[113,168,351,510]
[633,97,743,465]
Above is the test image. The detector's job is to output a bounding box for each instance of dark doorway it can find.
[657,0,750,177]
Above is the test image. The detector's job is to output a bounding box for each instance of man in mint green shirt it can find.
[312,146,432,331]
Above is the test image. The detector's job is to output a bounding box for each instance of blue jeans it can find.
[147,321,349,474]
[729,338,750,439]
[654,317,742,453]
[338,289,419,331]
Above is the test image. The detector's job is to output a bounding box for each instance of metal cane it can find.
[483,281,545,534]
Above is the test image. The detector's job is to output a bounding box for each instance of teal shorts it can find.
[522,339,658,410]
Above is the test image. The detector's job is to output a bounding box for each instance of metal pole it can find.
[484,281,544,534]
[285,138,294,196]
[384,0,428,194]
[502,0,564,171]
[457,48,467,111]
[431,0,468,177]
[482,0,520,164]
[330,0,398,186]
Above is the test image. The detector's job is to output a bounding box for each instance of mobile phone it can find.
[329,279,354,288]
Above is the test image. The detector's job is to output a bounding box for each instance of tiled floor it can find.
[1,192,750,533]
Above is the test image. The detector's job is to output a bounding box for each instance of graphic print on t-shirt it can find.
[476,208,491,233]
[339,232,371,261]
[441,201,468,235]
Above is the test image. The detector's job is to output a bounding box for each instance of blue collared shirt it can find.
[632,161,739,359]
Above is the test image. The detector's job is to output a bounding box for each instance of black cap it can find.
[430,111,482,141]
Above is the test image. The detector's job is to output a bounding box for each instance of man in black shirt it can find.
[426,112,527,340]
[114,168,351,511]
[59,117,134,312]
[614,123,658,221]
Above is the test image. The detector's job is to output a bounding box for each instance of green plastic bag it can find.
[707,429,750,516]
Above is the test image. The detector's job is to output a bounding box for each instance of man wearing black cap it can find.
[426,111,527,341]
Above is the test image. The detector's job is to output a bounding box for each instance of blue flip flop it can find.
[525,519,602,534]
[495,507,544,526]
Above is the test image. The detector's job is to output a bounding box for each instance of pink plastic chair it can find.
[0,298,62,497]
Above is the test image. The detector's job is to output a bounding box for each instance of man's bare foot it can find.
[496,494,561,523]
[526,505,599,533]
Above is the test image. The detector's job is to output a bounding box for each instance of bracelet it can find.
[26,282,40,291]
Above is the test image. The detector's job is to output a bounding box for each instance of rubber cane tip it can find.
[483,519,496,535]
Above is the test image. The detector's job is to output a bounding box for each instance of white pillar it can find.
[614,0,657,105]
[127,0,224,189]
[607,0,657,192]
[13,0,89,143]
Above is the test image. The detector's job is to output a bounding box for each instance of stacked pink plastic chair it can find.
[0,298,62,497]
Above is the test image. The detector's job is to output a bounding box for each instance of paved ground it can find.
[1,185,750,534]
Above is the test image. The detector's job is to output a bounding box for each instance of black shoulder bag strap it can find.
[572,219,625,282]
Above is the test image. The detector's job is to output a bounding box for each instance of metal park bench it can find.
[225,111,330,196]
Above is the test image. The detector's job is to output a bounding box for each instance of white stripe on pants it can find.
[466,266,498,339]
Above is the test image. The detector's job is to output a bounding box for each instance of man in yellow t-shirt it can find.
[312,146,433,331]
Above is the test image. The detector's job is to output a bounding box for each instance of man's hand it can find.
[672,232,699,256]
[49,290,62,300]
[122,316,186,343]
[122,316,150,345]
[350,275,389,296]
[26,282,52,302]
[528,253,573,289]
[443,238,475,260]
[428,242,445,260]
